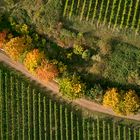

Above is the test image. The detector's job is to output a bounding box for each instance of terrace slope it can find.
[0,50,140,121]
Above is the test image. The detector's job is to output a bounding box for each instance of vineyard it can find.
[63,0,140,32]
[0,62,140,140]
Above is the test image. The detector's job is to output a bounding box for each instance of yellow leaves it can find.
[4,36,31,61]
[103,88,120,109]
[59,74,86,99]
[14,23,29,34]
[103,88,140,115]
[73,44,84,55]
[72,83,82,93]
[20,24,29,34]
[124,90,140,115]
[23,49,44,73]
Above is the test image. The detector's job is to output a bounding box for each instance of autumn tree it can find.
[103,88,120,109]
[23,49,45,73]
[35,59,58,82]
[103,88,126,115]
[3,36,32,61]
[58,74,86,99]
[103,88,140,115]
[0,30,7,49]
[124,90,140,115]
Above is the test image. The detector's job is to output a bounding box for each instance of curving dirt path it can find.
[0,50,140,121]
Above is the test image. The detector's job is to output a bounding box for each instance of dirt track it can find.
[0,50,140,121]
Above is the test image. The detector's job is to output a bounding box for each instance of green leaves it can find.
[58,74,86,99]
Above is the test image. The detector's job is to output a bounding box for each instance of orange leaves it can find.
[0,30,7,49]
[24,49,58,82]
[23,49,44,73]
[35,60,58,82]
[3,36,31,61]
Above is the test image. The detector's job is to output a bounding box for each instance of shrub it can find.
[124,90,140,115]
[103,88,120,109]
[13,23,29,35]
[73,44,84,55]
[103,88,140,115]
[87,84,103,103]
[4,36,31,61]
[35,59,58,82]
[58,74,86,99]
[82,49,91,60]
[23,49,44,73]
[57,61,67,74]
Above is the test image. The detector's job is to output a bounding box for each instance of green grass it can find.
[63,0,140,31]
[102,41,140,87]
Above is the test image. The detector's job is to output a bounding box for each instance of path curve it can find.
[0,50,140,121]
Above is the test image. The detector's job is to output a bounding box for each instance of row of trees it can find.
[0,30,58,83]
[103,88,140,115]
[0,26,140,115]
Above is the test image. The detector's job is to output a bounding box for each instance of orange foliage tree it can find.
[23,49,45,73]
[0,30,7,49]
[35,60,58,82]
[3,36,31,61]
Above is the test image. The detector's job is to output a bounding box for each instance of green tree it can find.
[58,74,86,99]
[87,84,103,103]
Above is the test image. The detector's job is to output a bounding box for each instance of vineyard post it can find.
[0,69,3,140]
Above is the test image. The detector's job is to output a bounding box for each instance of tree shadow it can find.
[80,72,140,95]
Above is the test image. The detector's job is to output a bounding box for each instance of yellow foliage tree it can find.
[103,88,120,109]
[124,90,140,115]
[3,36,31,61]
[23,49,45,73]
[35,59,58,82]
[103,88,140,115]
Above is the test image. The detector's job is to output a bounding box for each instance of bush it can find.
[82,49,91,60]
[58,74,86,99]
[103,88,140,115]
[73,44,84,55]
[124,90,140,115]
[103,88,121,109]
[35,59,58,82]
[86,84,103,103]
[23,49,44,73]
[10,21,29,35]
[4,36,31,61]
